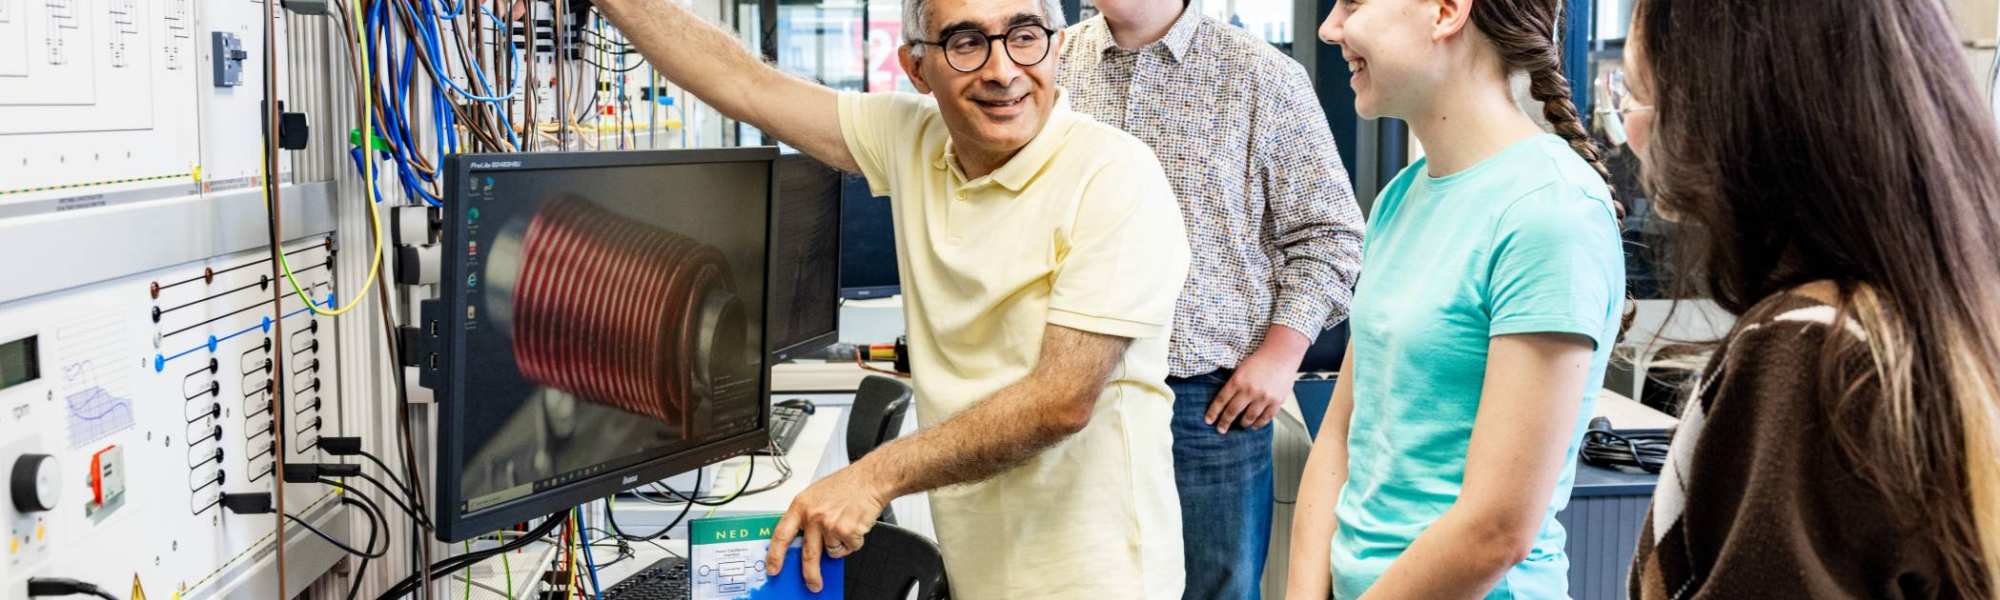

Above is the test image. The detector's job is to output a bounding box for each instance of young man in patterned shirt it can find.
[1057,1,1364,597]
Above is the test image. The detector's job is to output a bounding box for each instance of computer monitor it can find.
[768,153,841,360]
[428,148,777,542]
[839,177,900,300]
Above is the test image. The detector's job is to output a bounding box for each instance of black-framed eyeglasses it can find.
[914,24,1057,73]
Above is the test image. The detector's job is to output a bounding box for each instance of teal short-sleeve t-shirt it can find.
[1331,134,1625,599]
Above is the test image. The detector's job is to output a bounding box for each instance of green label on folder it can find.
[689,513,844,599]
[692,514,782,546]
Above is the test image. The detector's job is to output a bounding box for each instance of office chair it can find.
[846,375,911,461]
[847,375,912,524]
[844,523,950,600]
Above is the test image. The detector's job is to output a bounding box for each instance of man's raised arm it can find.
[593,0,856,172]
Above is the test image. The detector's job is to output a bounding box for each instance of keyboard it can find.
[756,403,810,456]
[604,556,691,600]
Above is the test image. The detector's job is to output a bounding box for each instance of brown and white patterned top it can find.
[1057,8,1365,377]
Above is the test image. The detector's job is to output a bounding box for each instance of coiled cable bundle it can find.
[501,196,745,436]
[1579,416,1672,473]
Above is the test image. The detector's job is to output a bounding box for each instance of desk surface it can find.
[456,396,936,597]
[1596,389,1677,431]
[609,405,847,532]
[454,405,842,598]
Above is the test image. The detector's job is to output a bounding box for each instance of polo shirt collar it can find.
[938,89,1074,192]
[1092,5,1202,63]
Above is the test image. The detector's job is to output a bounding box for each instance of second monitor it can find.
[768,152,842,361]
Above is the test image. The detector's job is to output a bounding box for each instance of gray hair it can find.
[903,0,1066,57]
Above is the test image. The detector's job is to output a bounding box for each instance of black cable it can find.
[344,488,379,600]
[354,450,416,504]
[333,471,432,528]
[579,55,649,73]
[1579,417,1671,473]
[345,553,370,600]
[606,470,702,541]
[373,511,567,600]
[583,535,637,569]
[569,31,638,54]
[364,205,433,599]
[644,459,756,506]
[314,478,395,547]
[286,515,378,559]
[591,526,672,558]
[574,22,631,47]
[24,578,120,600]
[287,496,389,559]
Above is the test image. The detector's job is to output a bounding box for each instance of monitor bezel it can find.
[433,147,779,542]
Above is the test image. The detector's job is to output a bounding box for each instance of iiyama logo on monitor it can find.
[470,160,522,169]
[622,474,639,485]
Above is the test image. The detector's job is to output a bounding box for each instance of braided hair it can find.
[1470,0,1612,197]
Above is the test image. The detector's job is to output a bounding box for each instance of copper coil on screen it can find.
[506,197,743,435]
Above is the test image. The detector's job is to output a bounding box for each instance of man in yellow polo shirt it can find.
[595,0,1191,597]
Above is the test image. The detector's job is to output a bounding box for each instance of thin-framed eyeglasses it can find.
[1606,68,1654,118]
[914,23,1057,73]
[1598,67,1654,146]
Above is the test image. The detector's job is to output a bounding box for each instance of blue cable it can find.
[403,0,520,103]
[432,0,465,20]
[471,5,526,148]
[342,0,443,206]
[346,147,390,204]
[372,1,442,205]
[577,507,605,600]
[398,0,523,151]
[390,18,443,204]
[411,0,454,158]
[343,0,527,203]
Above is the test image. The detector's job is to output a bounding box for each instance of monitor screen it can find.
[768,153,841,360]
[431,148,776,541]
[839,176,900,299]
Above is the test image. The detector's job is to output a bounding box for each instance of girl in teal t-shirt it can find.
[1283,0,1626,598]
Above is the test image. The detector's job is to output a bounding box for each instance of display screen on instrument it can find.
[453,159,770,514]
[0,335,38,392]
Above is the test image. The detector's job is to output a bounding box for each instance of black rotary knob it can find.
[10,454,59,513]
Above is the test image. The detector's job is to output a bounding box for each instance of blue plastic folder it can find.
[690,513,845,600]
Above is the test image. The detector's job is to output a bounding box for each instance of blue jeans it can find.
[1168,371,1274,600]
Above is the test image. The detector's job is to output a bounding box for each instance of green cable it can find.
[502,538,513,600]
[462,541,473,600]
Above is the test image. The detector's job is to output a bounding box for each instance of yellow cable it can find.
[270,0,381,317]
[567,513,580,599]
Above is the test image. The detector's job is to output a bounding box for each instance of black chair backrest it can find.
[844,523,949,600]
[846,375,912,462]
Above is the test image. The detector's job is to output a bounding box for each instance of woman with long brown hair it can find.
[1613,0,2000,596]
[1285,0,1626,597]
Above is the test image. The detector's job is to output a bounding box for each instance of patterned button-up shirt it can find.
[1057,8,1365,377]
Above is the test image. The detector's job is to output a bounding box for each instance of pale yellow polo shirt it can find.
[838,89,1190,600]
